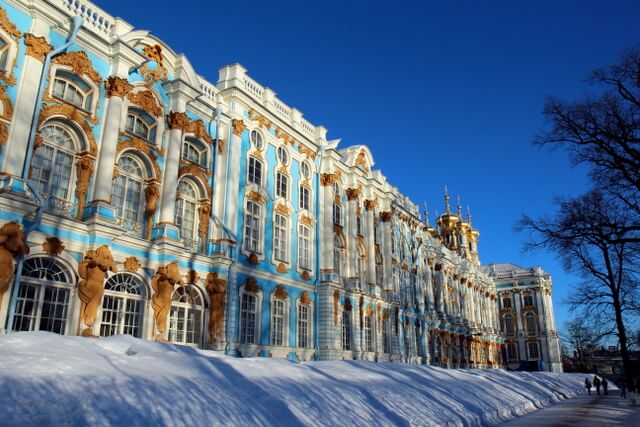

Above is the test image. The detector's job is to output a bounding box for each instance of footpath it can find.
[499,393,640,426]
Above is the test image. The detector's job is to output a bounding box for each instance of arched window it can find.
[273,213,288,262]
[250,129,264,150]
[53,70,92,111]
[169,285,204,345]
[277,146,289,166]
[525,312,537,336]
[112,155,146,236]
[503,314,515,336]
[100,273,146,338]
[175,180,199,249]
[244,200,262,253]
[31,123,78,215]
[11,257,74,335]
[182,137,208,168]
[334,235,344,279]
[125,108,155,142]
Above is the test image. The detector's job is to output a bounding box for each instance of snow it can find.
[0,332,587,426]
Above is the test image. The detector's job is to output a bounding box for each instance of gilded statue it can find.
[0,222,29,308]
[198,203,210,253]
[75,157,94,220]
[151,262,183,340]
[77,245,116,337]
[205,272,227,343]
[144,183,160,239]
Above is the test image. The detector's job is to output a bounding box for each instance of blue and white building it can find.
[0,0,561,371]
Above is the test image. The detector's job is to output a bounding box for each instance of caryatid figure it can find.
[151,261,183,340]
[205,272,227,343]
[78,245,116,336]
[0,222,30,309]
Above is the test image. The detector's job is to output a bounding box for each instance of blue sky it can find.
[96,0,639,331]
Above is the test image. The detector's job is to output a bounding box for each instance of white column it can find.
[222,119,243,237]
[346,194,358,284]
[380,214,393,291]
[364,204,376,287]
[158,112,187,224]
[320,175,335,273]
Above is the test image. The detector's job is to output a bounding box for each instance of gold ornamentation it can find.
[52,51,102,84]
[245,277,260,293]
[105,76,133,98]
[247,252,259,265]
[0,83,11,121]
[186,269,199,284]
[144,183,160,239]
[320,173,336,187]
[78,246,116,336]
[345,187,360,201]
[75,156,94,220]
[366,305,374,317]
[140,44,168,84]
[277,262,287,274]
[116,135,162,178]
[355,152,369,173]
[0,7,21,39]
[300,291,311,305]
[247,191,266,204]
[42,236,64,255]
[38,102,97,155]
[24,33,52,62]
[0,124,7,145]
[151,262,184,340]
[333,194,341,205]
[297,143,317,160]
[299,215,313,226]
[333,224,343,236]
[214,138,225,155]
[179,163,212,198]
[301,270,310,281]
[275,203,291,216]
[344,297,352,311]
[206,272,227,342]
[123,256,141,272]
[333,290,340,324]
[167,111,189,130]
[276,128,295,146]
[380,211,393,222]
[186,119,213,143]
[274,284,288,299]
[356,235,365,247]
[198,203,211,253]
[127,90,162,117]
[232,119,246,136]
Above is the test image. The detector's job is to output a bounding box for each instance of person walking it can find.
[593,376,601,396]
[620,379,627,399]
[585,377,592,395]
[602,378,608,396]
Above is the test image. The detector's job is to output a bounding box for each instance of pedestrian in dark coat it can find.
[585,377,592,395]
[593,376,601,395]
[620,380,627,399]
[602,378,608,395]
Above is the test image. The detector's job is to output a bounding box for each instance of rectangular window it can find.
[382,317,390,353]
[248,157,263,186]
[297,304,309,348]
[298,225,311,270]
[240,293,257,344]
[507,342,518,361]
[525,314,537,336]
[276,172,288,199]
[528,341,539,359]
[523,294,534,307]
[274,214,288,262]
[299,185,310,211]
[356,216,363,236]
[504,316,515,336]
[376,264,383,287]
[342,311,351,351]
[502,297,512,309]
[244,201,261,253]
[333,204,341,226]
[364,316,373,352]
[271,299,285,346]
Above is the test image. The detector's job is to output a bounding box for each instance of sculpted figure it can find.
[144,183,160,240]
[151,261,183,340]
[75,157,94,220]
[205,272,227,342]
[77,245,116,336]
[0,222,29,308]
[198,203,210,253]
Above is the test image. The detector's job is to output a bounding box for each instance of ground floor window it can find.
[528,341,540,359]
[240,293,258,344]
[297,304,310,348]
[382,317,391,353]
[99,273,146,338]
[364,315,373,352]
[271,299,285,346]
[11,257,74,334]
[342,311,352,351]
[507,342,518,361]
[169,285,204,345]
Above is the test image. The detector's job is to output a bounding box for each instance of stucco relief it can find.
[0,222,29,309]
[205,272,227,343]
[151,262,183,340]
[78,245,116,337]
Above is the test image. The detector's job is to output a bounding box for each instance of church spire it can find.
[443,186,451,214]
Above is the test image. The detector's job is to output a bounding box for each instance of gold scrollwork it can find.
[38,102,97,155]
[128,90,163,118]
[75,155,94,220]
[232,119,246,136]
[52,51,102,84]
[24,33,52,62]
[167,111,189,130]
[105,76,133,98]
[140,44,168,84]
[246,190,266,204]
[185,119,213,144]
[275,203,291,216]
[116,135,162,178]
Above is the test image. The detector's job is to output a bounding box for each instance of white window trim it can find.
[241,195,267,261]
[49,64,100,116]
[238,285,263,345]
[295,297,314,349]
[269,292,290,347]
[97,271,150,339]
[296,222,314,276]
[121,86,165,151]
[275,170,289,200]
[271,211,292,267]
[0,28,18,79]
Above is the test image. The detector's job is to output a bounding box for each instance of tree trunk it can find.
[612,292,633,387]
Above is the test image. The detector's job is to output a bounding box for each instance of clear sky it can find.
[95,0,639,332]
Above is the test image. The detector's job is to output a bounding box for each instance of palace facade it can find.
[0,0,561,371]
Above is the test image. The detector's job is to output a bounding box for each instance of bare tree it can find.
[562,318,605,372]
[519,190,640,384]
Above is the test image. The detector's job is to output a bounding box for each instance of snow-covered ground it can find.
[0,332,586,426]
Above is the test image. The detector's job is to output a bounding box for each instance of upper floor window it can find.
[298,224,311,270]
[125,109,155,142]
[182,137,207,168]
[0,36,8,69]
[356,215,363,236]
[502,295,512,309]
[244,200,262,254]
[175,180,199,247]
[277,146,289,166]
[503,314,515,336]
[334,235,345,277]
[299,185,310,211]
[525,312,537,336]
[53,71,92,111]
[332,181,340,197]
[523,293,534,307]
[250,129,264,150]
[300,161,311,180]
[248,157,263,186]
[112,155,146,236]
[333,203,341,226]
[274,213,288,262]
[276,172,288,199]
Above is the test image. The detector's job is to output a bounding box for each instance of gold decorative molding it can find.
[0,7,21,40]
[179,163,212,199]
[301,270,310,281]
[333,224,343,236]
[123,256,141,272]
[366,305,374,317]
[0,124,7,145]
[38,102,97,155]
[247,252,259,265]
[356,235,365,248]
[116,135,161,178]
[185,119,213,143]
[105,76,133,98]
[300,290,311,305]
[276,262,287,274]
[198,202,210,253]
[246,190,266,204]
[297,143,317,160]
[245,277,260,293]
[345,187,360,201]
[0,83,14,121]
[24,33,52,62]
[355,152,369,173]
[299,214,313,226]
[42,236,64,255]
[379,211,393,222]
[275,203,291,216]
[75,156,94,220]
[275,127,295,146]
[167,111,189,130]
[140,44,167,84]
[52,51,102,84]
[151,262,183,340]
[127,89,162,117]
[274,284,288,299]
[232,119,246,136]
[320,173,336,187]
[77,246,116,336]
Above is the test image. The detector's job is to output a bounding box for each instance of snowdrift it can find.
[0,332,585,426]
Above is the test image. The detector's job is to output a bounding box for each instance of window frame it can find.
[299,185,310,211]
[243,200,263,255]
[239,288,261,345]
[273,213,289,262]
[276,171,289,199]
[298,224,312,271]
[247,156,264,187]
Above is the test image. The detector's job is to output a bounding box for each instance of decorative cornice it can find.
[0,83,13,121]
[297,143,317,160]
[167,111,189,130]
[345,187,360,201]
[24,33,52,62]
[127,90,163,117]
[232,119,246,136]
[52,51,102,84]
[185,119,213,143]
[105,76,133,98]
[355,152,369,173]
